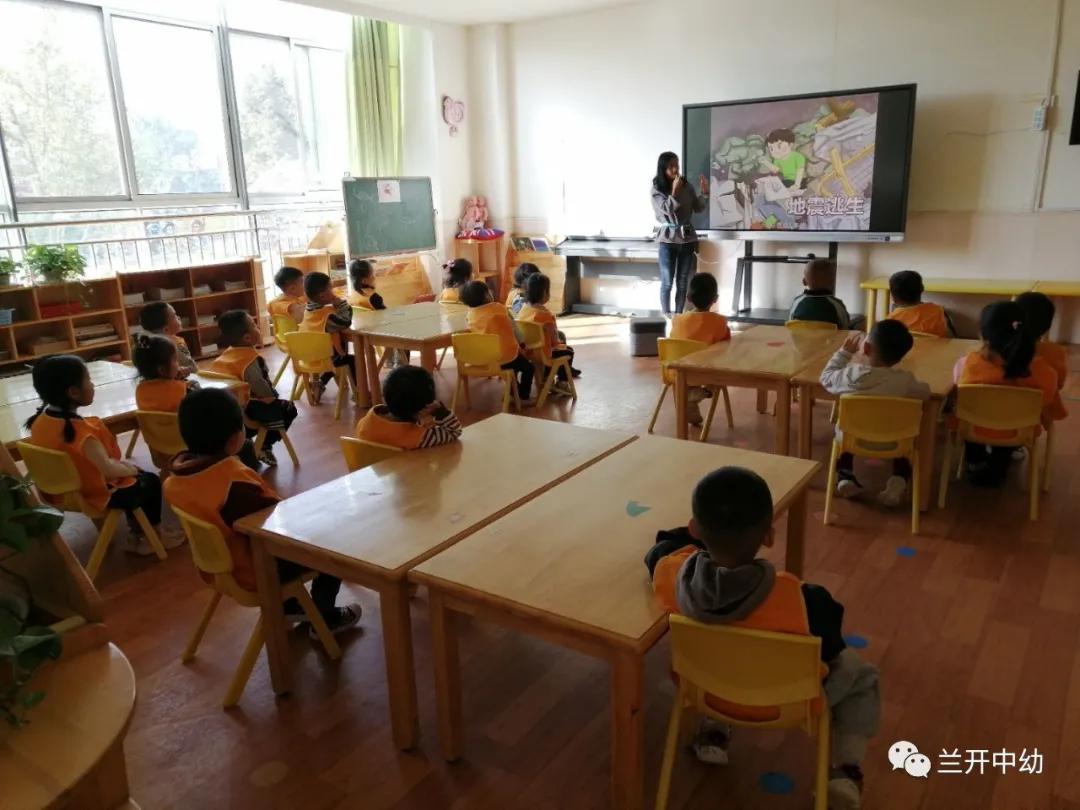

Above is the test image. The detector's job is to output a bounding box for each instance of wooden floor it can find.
[66,317,1080,809]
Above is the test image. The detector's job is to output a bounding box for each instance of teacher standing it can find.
[651,151,708,316]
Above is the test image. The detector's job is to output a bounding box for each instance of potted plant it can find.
[0,473,64,727]
[23,244,86,285]
[0,256,17,287]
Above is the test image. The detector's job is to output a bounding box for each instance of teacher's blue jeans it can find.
[658,241,697,315]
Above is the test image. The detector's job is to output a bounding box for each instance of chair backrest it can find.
[657,338,707,384]
[135,410,186,457]
[837,395,923,456]
[196,369,238,382]
[668,615,821,726]
[785,319,838,331]
[16,441,82,498]
[955,384,1042,442]
[516,319,545,353]
[284,330,334,371]
[271,314,298,349]
[172,505,257,604]
[339,436,401,473]
[413,293,436,303]
[451,332,502,373]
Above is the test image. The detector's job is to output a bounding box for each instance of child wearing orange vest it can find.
[165,388,360,635]
[460,280,534,401]
[506,262,539,315]
[268,266,306,323]
[210,310,297,468]
[439,258,472,304]
[646,467,879,810]
[1016,291,1069,394]
[517,272,581,391]
[300,271,356,404]
[347,259,384,311]
[25,355,175,556]
[670,273,731,425]
[139,301,197,376]
[887,270,953,337]
[354,366,462,449]
[955,301,1065,487]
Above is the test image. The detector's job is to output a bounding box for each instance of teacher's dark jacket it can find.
[651,182,706,245]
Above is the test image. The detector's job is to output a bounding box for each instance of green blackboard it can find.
[342,176,437,257]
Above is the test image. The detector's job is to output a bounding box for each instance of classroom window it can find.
[0,0,127,199]
[229,32,305,195]
[112,16,233,196]
[296,45,348,191]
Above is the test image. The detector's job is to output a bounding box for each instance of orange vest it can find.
[517,304,564,360]
[671,311,731,344]
[467,302,519,364]
[354,407,426,450]
[889,302,949,337]
[440,287,461,304]
[210,347,260,381]
[300,305,344,354]
[136,379,188,413]
[268,294,303,319]
[163,457,278,592]
[28,413,135,512]
[957,351,1065,426]
[347,290,374,311]
[1036,342,1068,391]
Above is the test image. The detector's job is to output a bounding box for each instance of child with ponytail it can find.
[439,258,473,304]
[954,301,1064,486]
[25,354,171,555]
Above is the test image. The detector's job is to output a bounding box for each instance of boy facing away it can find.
[820,319,930,506]
[268,265,306,324]
[670,272,731,425]
[165,388,360,636]
[789,259,851,330]
[459,280,534,402]
[354,366,462,450]
[646,467,879,810]
[887,270,953,337]
[300,271,357,403]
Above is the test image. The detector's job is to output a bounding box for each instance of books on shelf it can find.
[77,334,119,347]
[147,287,185,301]
[122,292,145,306]
[197,314,216,326]
[222,280,247,291]
[29,337,73,356]
[192,284,213,297]
[200,343,218,355]
[73,323,117,339]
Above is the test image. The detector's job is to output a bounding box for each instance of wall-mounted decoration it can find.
[442,96,465,137]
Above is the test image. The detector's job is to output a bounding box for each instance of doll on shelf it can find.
[456,195,504,240]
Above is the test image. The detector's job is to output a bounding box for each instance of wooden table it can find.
[862,276,1033,328]
[669,325,845,454]
[410,435,819,810]
[235,414,634,751]
[0,372,236,451]
[793,335,980,510]
[0,360,138,406]
[349,302,468,408]
[0,643,138,810]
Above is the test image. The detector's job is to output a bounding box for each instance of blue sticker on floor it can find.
[626,501,650,517]
[896,545,917,558]
[759,771,795,794]
[844,634,869,649]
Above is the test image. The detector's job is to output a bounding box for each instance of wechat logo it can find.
[889,740,931,778]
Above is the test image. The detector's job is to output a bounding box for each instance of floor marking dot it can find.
[759,771,795,794]
[897,545,917,557]
[844,634,869,649]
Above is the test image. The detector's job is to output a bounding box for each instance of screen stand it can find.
[729,241,838,325]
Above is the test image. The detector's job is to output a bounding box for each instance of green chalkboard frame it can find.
[342,176,438,258]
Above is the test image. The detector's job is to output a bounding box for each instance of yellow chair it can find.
[450,332,522,413]
[198,370,301,467]
[16,441,167,582]
[647,338,733,443]
[785,320,838,331]
[172,506,341,708]
[655,616,828,810]
[823,396,924,534]
[270,314,299,386]
[338,436,401,473]
[135,410,186,471]
[938,385,1043,520]
[516,320,577,408]
[285,331,353,421]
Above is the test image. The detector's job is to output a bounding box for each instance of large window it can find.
[297,46,348,191]
[0,0,126,199]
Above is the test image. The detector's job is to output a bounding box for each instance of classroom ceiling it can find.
[347,0,638,25]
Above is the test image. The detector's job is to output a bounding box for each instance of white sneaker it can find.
[124,533,156,557]
[877,475,908,508]
[1012,447,1028,462]
[828,774,863,810]
[691,720,731,765]
[159,524,186,550]
[836,478,862,499]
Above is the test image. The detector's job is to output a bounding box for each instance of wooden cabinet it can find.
[453,236,506,300]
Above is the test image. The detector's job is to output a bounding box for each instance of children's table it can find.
[235,414,635,752]
[0,360,138,406]
[409,435,819,810]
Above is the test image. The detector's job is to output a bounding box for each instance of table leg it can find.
[917,400,939,513]
[756,388,768,414]
[883,289,891,318]
[797,383,814,460]
[785,488,807,577]
[430,589,462,761]
[774,380,791,456]
[380,581,419,750]
[351,332,371,408]
[419,345,437,373]
[865,288,877,329]
[364,337,383,406]
[611,651,645,810]
[674,369,688,441]
[252,539,291,695]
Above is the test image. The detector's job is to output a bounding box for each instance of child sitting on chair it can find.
[506,262,540,315]
[133,334,198,413]
[517,272,580,386]
[354,366,462,449]
[820,320,930,506]
[439,258,472,304]
[301,271,357,403]
[460,280,534,402]
[347,259,385,311]
[268,266,306,323]
[887,270,953,337]
[788,259,851,329]
[645,466,879,810]
[1015,291,1068,393]
[166,387,360,636]
[140,300,197,376]
[671,272,731,425]
[211,310,297,468]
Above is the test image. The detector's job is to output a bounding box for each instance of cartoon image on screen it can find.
[708,93,878,232]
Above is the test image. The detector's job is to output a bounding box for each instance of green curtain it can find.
[347,17,402,177]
